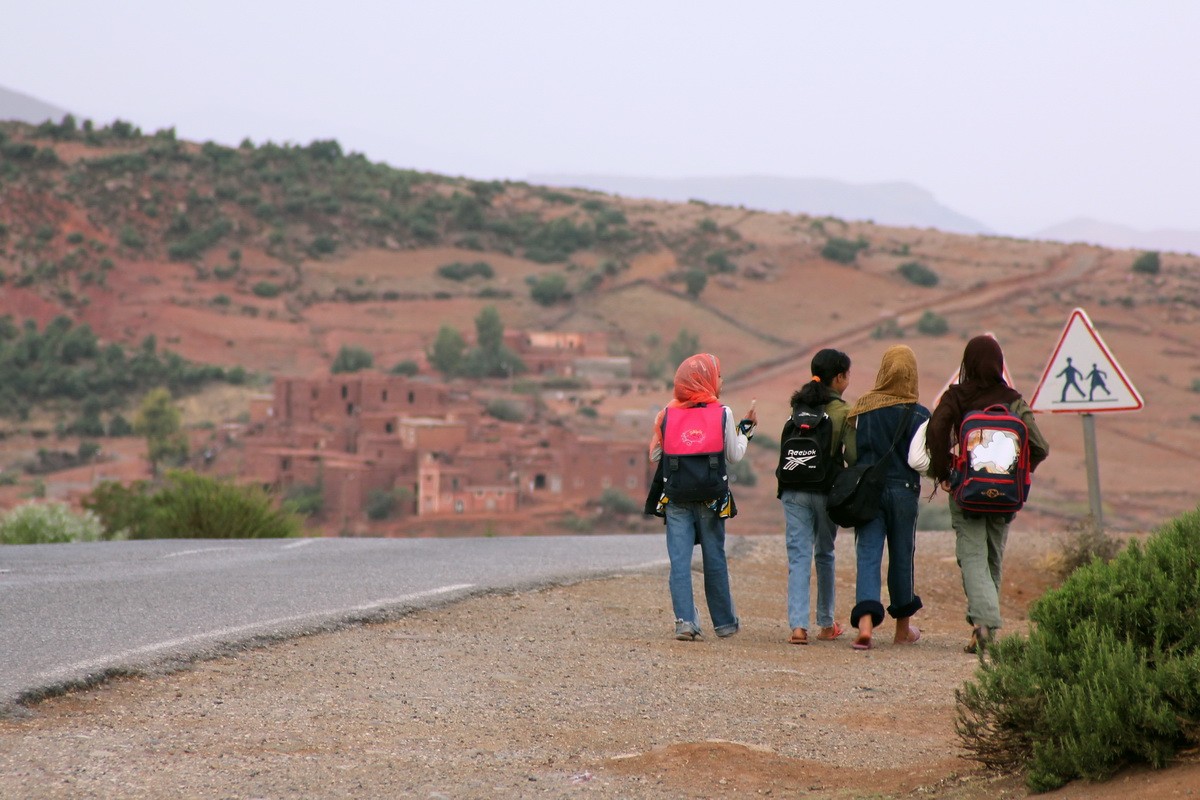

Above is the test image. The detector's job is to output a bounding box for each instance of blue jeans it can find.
[781,489,837,630]
[852,479,923,628]
[665,501,739,636]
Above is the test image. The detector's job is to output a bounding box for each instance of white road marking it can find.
[37,583,476,684]
[281,539,318,549]
[162,547,240,559]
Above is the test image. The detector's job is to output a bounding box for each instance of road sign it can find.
[932,332,1016,408]
[1029,308,1143,413]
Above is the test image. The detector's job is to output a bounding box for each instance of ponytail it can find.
[794,348,851,407]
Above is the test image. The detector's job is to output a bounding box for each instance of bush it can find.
[955,507,1200,791]
[1054,522,1123,579]
[283,483,324,517]
[529,273,568,306]
[821,236,868,264]
[897,261,939,287]
[389,360,420,376]
[916,310,949,336]
[596,487,639,515]
[331,344,374,374]
[684,269,707,298]
[0,501,108,544]
[83,471,302,539]
[1131,251,1161,275]
[485,399,525,422]
[437,261,494,281]
[366,488,412,521]
[252,281,281,298]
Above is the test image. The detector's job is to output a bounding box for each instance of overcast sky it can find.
[3,2,1198,236]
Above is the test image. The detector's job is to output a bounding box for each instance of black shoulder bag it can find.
[826,404,915,528]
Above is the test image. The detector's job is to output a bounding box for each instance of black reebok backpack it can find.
[776,403,837,492]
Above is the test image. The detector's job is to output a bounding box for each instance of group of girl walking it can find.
[648,336,1049,653]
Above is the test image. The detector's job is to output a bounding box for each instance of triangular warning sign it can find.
[932,332,1016,408]
[1029,308,1143,413]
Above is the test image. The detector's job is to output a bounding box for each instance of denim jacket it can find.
[853,403,931,485]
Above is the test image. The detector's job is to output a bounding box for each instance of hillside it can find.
[2,118,1199,533]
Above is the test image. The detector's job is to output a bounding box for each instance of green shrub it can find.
[485,399,525,422]
[955,507,1200,791]
[331,344,374,374]
[1055,522,1123,579]
[897,260,939,287]
[821,236,868,264]
[389,360,420,376]
[83,472,301,539]
[529,273,568,306]
[597,487,639,515]
[283,483,324,516]
[1131,251,1161,275]
[366,488,412,521]
[916,310,949,336]
[437,261,494,281]
[684,269,707,298]
[116,224,146,250]
[252,281,281,298]
[0,501,108,544]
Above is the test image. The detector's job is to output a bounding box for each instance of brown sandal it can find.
[788,627,809,645]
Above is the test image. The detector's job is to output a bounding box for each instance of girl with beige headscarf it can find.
[845,345,930,650]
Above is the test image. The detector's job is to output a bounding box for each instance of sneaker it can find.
[675,620,702,641]
[714,619,740,639]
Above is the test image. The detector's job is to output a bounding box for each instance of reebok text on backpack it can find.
[776,403,837,492]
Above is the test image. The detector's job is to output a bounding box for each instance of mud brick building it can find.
[242,372,649,526]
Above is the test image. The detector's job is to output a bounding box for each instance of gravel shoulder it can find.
[1,528,1196,799]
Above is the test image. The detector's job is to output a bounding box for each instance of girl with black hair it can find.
[777,348,855,645]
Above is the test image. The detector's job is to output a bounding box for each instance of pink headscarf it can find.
[649,353,722,456]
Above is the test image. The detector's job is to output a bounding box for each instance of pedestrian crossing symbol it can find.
[1029,308,1143,413]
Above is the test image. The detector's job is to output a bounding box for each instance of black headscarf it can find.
[927,335,1021,482]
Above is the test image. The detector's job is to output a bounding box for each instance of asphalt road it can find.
[0,534,668,711]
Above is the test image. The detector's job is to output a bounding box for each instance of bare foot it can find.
[894,627,922,645]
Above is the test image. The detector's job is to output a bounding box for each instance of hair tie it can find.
[811,375,821,382]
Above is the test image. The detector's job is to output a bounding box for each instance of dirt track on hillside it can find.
[2,528,1197,799]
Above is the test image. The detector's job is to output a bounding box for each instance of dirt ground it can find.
[3,526,1198,799]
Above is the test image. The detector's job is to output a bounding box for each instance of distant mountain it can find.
[530,174,992,235]
[0,85,70,125]
[1032,217,1200,256]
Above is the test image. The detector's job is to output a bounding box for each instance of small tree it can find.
[684,269,707,298]
[1131,251,1161,275]
[331,345,374,374]
[667,329,701,371]
[134,388,188,474]
[530,273,569,306]
[898,261,939,287]
[428,325,466,376]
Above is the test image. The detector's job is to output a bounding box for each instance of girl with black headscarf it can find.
[927,335,1049,653]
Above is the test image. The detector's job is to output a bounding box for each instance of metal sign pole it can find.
[1080,413,1103,530]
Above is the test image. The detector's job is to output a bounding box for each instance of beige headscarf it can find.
[848,344,919,418]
